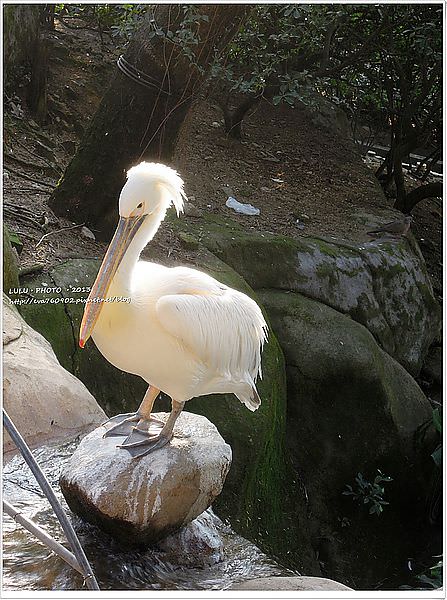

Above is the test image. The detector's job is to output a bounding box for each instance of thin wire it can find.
[117,55,171,96]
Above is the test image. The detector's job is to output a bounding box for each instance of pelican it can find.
[79,162,267,457]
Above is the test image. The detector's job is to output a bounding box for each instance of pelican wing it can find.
[155,285,267,382]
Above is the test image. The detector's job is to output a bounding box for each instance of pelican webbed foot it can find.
[117,399,185,458]
[102,413,164,438]
[117,427,172,458]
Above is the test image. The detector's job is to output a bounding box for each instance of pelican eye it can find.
[130,203,145,218]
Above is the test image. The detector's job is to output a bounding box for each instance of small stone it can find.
[59,413,232,546]
[211,121,220,128]
[183,201,203,218]
[80,226,96,240]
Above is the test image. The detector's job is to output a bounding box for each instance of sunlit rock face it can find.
[59,413,232,546]
[2,296,106,455]
[232,576,354,591]
[189,215,441,377]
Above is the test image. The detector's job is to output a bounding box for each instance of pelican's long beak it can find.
[79,215,145,348]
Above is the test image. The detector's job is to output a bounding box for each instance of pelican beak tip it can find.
[79,338,86,349]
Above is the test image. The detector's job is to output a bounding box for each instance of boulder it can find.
[59,412,232,545]
[421,345,442,386]
[232,576,353,591]
[258,289,435,587]
[2,296,106,455]
[185,214,440,375]
[157,508,224,567]
[3,224,19,296]
[19,259,147,415]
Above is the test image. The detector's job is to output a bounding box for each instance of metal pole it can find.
[3,410,100,591]
[3,500,83,575]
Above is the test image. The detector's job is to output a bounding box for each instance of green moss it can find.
[3,224,19,296]
[178,231,200,250]
[312,238,342,258]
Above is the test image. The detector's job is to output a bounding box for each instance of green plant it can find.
[416,558,442,589]
[343,470,393,516]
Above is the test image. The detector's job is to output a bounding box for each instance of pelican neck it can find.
[112,210,164,292]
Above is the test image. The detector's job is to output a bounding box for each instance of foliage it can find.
[343,470,393,516]
[54,4,147,37]
[210,5,335,106]
[415,558,443,589]
[401,557,443,590]
[210,3,441,200]
[142,6,210,71]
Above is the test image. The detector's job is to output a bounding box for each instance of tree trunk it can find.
[223,94,261,139]
[49,5,250,237]
[27,35,48,123]
[395,181,442,213]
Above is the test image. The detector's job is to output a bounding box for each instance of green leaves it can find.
[343,469,393,517]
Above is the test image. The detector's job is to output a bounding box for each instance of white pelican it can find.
[79,163,267,457]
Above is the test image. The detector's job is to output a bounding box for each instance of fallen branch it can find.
[3,206,44,229]
[9,134,63,174]
[4,187,49,195]
[36,223,85,248]
[4,165,54,189]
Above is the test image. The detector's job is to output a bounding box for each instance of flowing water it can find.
[3,438,293,591]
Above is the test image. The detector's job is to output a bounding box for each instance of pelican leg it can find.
[117,400,185,458]
[102,386,162,438]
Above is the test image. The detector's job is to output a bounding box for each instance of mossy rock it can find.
[171,214,441,376]
[19,260,146,415]
[3,224,19,296]
[258,289,436,588]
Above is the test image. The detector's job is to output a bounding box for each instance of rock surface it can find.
[2,296,106,455]
[421,344,442,386]
[157,508,224,566]
[60,412,232,545]
[189,215,440,375]
[258,288,435,587]
[232,576,353,591]
[3,224,19,296]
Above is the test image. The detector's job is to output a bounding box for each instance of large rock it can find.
[59,413,232,545]
[258,289,435,588]
[232,576,353,591]
[19,259,147,415]
[2,296,106,455]
[3,224,19,297]
[184,215,440,375]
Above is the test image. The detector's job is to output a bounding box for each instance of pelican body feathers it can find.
[82,163,267,414]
